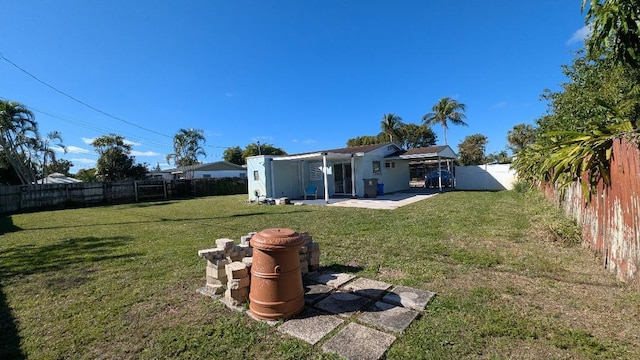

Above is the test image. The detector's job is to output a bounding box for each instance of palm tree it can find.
[422,97,468,145]
[0,100,39,184]
[40,131,67,182]
[166,128,206,178]
[380,113,404,143]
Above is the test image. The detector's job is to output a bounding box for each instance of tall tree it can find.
[346,135,384,147]
[75,168,98,182]
[92,134,147,181]
[380,113,404,143]
[40,131,67,181]
[0,100,39,184]
[398,124,437,149]
[223,146,244,165]
[485,150,510,164]
[44,159,73,177]
[457,134,488,166]
[507,123,537,154]
[422,97,468,145]
[243,142,286,158]
[583,0,640,67]
[166,128,207,167]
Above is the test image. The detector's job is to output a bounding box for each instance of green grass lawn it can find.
[1,191,639,359]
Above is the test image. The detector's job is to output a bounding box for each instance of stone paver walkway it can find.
[282,270,434,359]
[201,269,436,360]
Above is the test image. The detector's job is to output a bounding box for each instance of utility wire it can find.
[0,54,240,152]
[0,52,172,138]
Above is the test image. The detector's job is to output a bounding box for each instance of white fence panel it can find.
[455,164,516,191]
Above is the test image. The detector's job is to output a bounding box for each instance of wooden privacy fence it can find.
[543,138,640,283]
[0,177,247,215]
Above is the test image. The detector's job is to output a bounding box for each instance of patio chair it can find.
[304,185,318,200]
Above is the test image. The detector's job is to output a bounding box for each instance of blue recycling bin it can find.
[376,183,384,196]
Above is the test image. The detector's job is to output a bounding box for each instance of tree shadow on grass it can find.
[0,215,22,235]
[0,235,140,358]
[16,210,313,232]
[0,236,140,277]
[0,282,24,360]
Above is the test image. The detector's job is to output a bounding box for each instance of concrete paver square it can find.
[381,285,435,311]
[304,283,333,305]
[308,270,356,288]
[277,308,343,345]
[358,301,420,333]
[315,292,371,317]
[321,322,396,360]
[340,278,392,299]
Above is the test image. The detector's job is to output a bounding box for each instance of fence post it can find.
[163,180,167,200]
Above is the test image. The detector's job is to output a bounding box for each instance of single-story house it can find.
[151,162,247,180]
[246,142,456,202]
[36,172,82,184]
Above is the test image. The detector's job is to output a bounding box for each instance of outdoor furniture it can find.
[304,185,318,200]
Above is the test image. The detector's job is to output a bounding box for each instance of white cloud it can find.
[70,158,96,165]
[491,101,508,109]
[81,137,140,146]
[131,150,160,157]
[124,139,141,146]
[60,145,91,154]
[567,25,591,45]
[206,130,223,137]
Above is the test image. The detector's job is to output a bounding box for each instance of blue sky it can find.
[1,1,588,172]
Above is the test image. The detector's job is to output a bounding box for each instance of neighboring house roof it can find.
[169,161,246,173]
[36,173,82,184]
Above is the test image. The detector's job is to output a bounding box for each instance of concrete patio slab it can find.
[358,301,420,333]
[277,308,344,345]
[340,278,392,299]
[321,322,396,360]
[327,193,437,210]
[314,292,371,318]
[291,188,442,210]
[381,285,435,311]
[304,283,333,305]
[307,270,356,288]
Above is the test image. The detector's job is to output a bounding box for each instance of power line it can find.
[0,53,239,153]
[0,52,172,139]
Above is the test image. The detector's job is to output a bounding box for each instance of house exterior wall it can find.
[246,143,414,200]
[271,161,303,198]
[149,172,174,181]
[193,170,247,179]
[247,156,270,200]
[379,160,410,193]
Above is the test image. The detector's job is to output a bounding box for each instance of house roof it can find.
[170,161,246,173]
[264,142,404,161]
[250,142,456,162]
[388,145,457,160]
[36,173,82,184]
[315,142,401,155]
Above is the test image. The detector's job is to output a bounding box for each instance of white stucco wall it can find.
[455,164,516,191]
[247,156,270,200]
[193,170,246,179]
